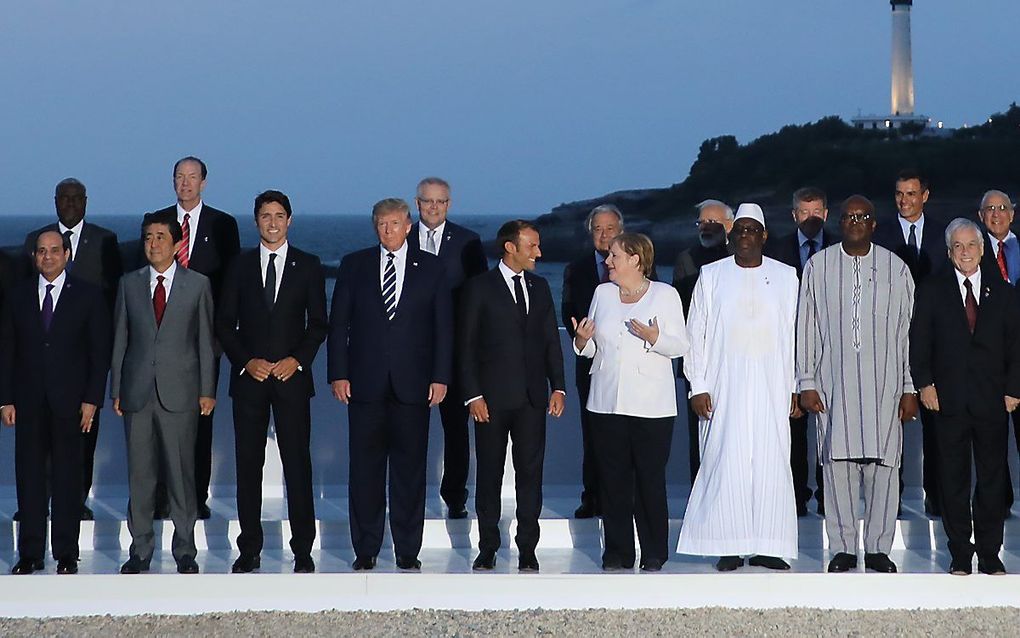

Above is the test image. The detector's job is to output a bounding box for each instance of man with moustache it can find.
[408,177,488,519]
[216,190,327,574]
[562,203,624,518]
[328,198,452,571]
[672,199,733,484]
[764,187,836,516]
[460,220,566,572]
[798,195,918,574]
[150,156,240,520]
[910,218,1020,576]
[22,178,123,520]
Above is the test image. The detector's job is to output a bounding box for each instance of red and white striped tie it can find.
[176,213,191,268]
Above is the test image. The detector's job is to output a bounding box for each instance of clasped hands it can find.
[570,315,660,351]
[245,356,301,383]
[919,385,1019,414]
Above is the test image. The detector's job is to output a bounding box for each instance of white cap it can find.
[734,203,766,229]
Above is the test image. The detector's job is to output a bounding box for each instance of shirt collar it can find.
[261,240,289,262]
[955,267,981,291]
[177,200,203,219]
[839,243,874,258]
[58,219,85,236]
[380,241,408,260]
[797,228,822,246]
[898,213,925,234]
[498,259,524,282]
[988,230,1016,245]
[149,259,178,281]
[420,220,446,238]
[38,270,67,292]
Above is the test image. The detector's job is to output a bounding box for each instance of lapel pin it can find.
[291,261,296,267]
[412,261,419,267]
[203,236,209,242]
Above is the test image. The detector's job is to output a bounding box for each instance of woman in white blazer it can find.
[572,233,689,571]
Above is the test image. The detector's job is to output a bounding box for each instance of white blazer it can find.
[574,281,690,418]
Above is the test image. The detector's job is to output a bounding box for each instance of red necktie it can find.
[176,213,191,268]
[153,275,167,327]
[964,278,978,334]
[997,240,1009,282]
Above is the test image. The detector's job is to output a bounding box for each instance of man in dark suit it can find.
[874,169,947,516]
[151,156,240,520]
[22,178,123,520]
[328,198,452,571]
[217,190,327,574]
[764,187,837,516]
[562,204,623,519]
[460,220,566,573]
[910,218,1020,575]
[112,211,216,575]
[0,231,111,575]
[408,177,488,519]
[0,250,15,316]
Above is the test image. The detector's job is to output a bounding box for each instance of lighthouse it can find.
[890,0,914,115]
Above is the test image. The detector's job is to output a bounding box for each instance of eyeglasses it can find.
[417,198,449,207]
[694,220,725,229]
[731,226,764,237]
[841,213,872,224]
[982,204,1014,214]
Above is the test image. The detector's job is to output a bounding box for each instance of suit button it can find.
[44,342,50,347]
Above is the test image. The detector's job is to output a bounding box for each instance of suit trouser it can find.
[124,394,198,562]
[233,376,316,558]
[15,404,82,561]
[1006,414,1017,510]
[589,412,673,567]
[574,365,600,507]
[789,412,825,509]
[823,460,898,555]
[474,404,546,553]
[81,411,99,505]
[438,380,471,509]
[935,414,1008,561]
[347,393,429,559]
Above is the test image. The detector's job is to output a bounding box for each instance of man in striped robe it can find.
[797,195,919,574]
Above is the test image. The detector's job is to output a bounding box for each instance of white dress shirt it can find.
[954,268,982,306]
[260,241,288,304]
[897,213,925,247]
[497,259,529,312]
[149,260,178,300]
[57,219,84,260]
[419,221,446,255]
[38,271,67,310]
[177,200,203,259]
[379,242,409,306]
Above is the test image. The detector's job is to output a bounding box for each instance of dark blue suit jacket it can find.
[327,245,453,404]
[408,221,488,294]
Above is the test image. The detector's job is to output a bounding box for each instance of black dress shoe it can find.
[748,555,791,570]
[231,554,261,573]
[923,496,941,518]
[294,554,316,573]
[57,558,79,575]
[574,501,597,519]
[197,503,212,520]
[447,505,469,520]
[518,551,540,572]
[602,558,625,572]
[395,555,421,570]
[949,557,973,576]
[827,552,857,573]
[639,557,665,572]
[11,558,44,575]
[715,556,744,572]
[472,550,497,571]
[12,510,20,522]
[352,555,377,571]
[81,505,95,521]
[978,555,1007,575]
[864,552,897,573]
[120,556,151,574]
[176,556,200,574]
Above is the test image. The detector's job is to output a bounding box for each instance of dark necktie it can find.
[176,213,191,267]
[964,278,978,334]
[265,253,277,310]
[41,283,55,332]
[997,240,1009,282]
[153,275,167,327]
[513,274,527,322]
[907,223,919,258]
[805,238,817,265]
[599,261,609,284]
[382,252,397,321]
[63,230,74,262]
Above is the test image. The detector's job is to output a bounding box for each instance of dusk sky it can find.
[2,1,1018,218]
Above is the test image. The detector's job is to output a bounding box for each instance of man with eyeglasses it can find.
[798,195,918,574]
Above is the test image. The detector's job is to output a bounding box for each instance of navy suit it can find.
[327,244,452,560]
[409,221,488,510]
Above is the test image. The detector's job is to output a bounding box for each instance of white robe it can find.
[676,256,800,559]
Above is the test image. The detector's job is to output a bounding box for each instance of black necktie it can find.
[513,274,527,322]
[908,224,919,258]
[63,230,74,263]
[805,239,817,264]
[265,253,277,310]
[964,278,978,334]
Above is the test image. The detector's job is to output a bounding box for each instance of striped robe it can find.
[796,243,915,466]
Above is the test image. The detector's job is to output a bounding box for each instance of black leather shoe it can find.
[57,558,78,575]
[748,555,791,570]
[352,555,377,571]
[978,555,1006,575]
[518,551,540,572]
[949,557,973,576]
[81,505,95,521]
[827,552,857,573]
[574,501,598,519]
[231,554,260,573]
[120,556,150,574]
[447,504,468,520]
[864,552,897,573]
[197,503,212,520]
[11,558,44,575]
[395,555,421,570]
[602,558,625,572]
[294,554,316,573]
[176,556,200,574]
[715,556,744,572]
[472,550,497,571]
[639,557,665,572]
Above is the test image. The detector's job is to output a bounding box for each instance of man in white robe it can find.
[677,203,801,571]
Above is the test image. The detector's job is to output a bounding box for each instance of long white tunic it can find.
[677,256,800,559]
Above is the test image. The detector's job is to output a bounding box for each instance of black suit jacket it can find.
[151,204,241,301]
[0,251,14,316]
[0,275,111,418]
[910,269,1020,422]
[561,251,599,385]
[873,214,947,283]
[408,221,488,294]
[459,267,566,410]
[23,221,123,309]
[327,246,453,404]
[216,245,328,398]
[764,229,838,278]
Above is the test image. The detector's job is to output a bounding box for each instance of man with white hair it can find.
[677,203,801,571]
[977,190,1018,285]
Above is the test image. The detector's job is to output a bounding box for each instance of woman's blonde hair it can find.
[611,232,655,278]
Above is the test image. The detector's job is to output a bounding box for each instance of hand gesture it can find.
[273,357,300,382]
[571,316,595,351]
[799,390,825,414]
[245,358,275,382]
[628,316,659,346]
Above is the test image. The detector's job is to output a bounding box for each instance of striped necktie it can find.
[382,252,397,320]
[176,213,191,268]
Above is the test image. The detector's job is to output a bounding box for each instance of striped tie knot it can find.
[382,252,397,320]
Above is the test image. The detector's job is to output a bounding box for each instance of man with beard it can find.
[765,187,836,516]
[672,199,733,483]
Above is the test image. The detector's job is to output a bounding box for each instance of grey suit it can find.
[111,265,215,562]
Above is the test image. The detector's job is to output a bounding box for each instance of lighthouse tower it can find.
[890,0,914,115]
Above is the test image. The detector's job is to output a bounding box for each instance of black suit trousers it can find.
[82,410,99,503]
[574,363,600,506]
[474,404,546,553]
[437,379,470,509]
[15,404,82,561]
[232,376,316,558]
[935,413,1009,559]
[789,412,825,509]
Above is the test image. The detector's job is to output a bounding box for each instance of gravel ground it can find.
[2,608,1019,637]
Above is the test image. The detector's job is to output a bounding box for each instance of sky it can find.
[2,1,1018,218]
